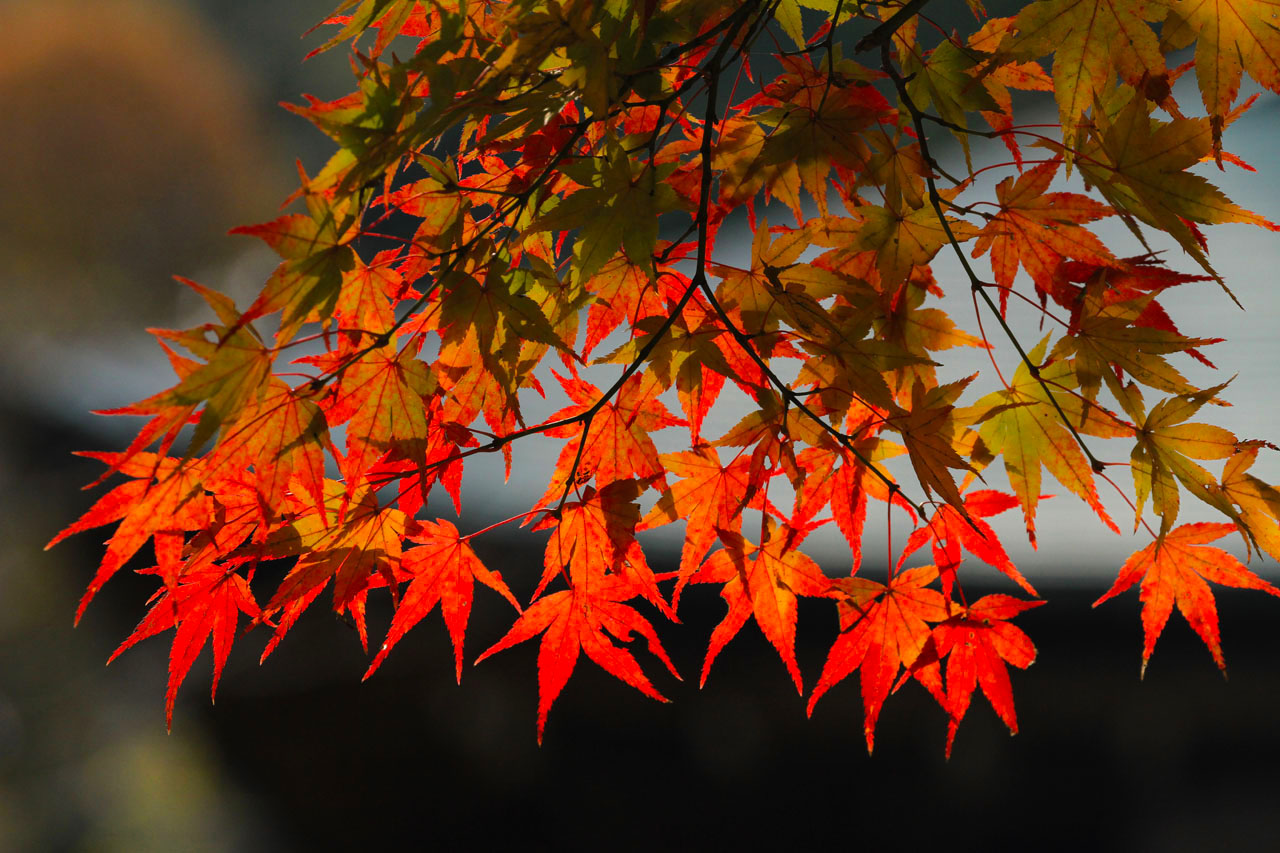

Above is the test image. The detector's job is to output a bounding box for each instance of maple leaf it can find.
[904,33,1001,167]
[108,565,259,730]
[532,480,675,619]
[531,144,684,283]
[689,521,836,693]
[1050,275,1219,406]
[899,489,1038,599]
[319,338,437,490]
[1160,0,1280,158]
[126,279,276,458]
[231,184,358,343]
[261,479,406,619]
[750,57,897,218]
[999,0,1168,156]
[365,395,476,518]
[639,446,763,607]
[794,431,914,571]
[580,252,666,357]
[966,15,1055,168]
[807,565,948,754]
[1095,523,1280,674]
[882,374,978,511]
[475,577,680,743]
[381,161,468,252]
[970,158,1117,305]
[1218,442,1280,563]
[598,306,736,444]
[711,391,810,492]
[334,248,413,339]
[48,452,211,623]
[932,594,1044,757]
[200,379,331,517]
[876,275,984,364]
[364,519,520,682]
[709,218,833,336]
[538,370,685,504]
[789,272,932,410]
[1127,382,1240,535]
[968,336,1124,544]
[309,0,421,57]
[1075,92,1278,283]
[1046,255,1221,366]
[434,264,561,435]
[846,192,980,294]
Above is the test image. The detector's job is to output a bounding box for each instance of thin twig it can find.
[878,38,1111,475]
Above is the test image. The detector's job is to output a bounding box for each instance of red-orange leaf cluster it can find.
[50,0,1280,753]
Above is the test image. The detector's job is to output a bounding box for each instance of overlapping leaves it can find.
[50,0,1280,753]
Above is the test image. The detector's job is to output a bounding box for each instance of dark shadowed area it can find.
[12,385,1280,851]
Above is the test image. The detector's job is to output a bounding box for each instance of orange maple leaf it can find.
[538,370,685,504]
[260,480,406,621]
[690,521,836,692]
[531,480,675,619]
[794,435,915,572]
[1094,522,1280,674]
[364,519,520,682]
[899,489,1037,600]
[639,446,766,607]
[476,573,680,743]
[199,379,331,517]
[807,565,948,753]
[970,158,1117,307]
[581,252,666,357]
[308,338,438,491]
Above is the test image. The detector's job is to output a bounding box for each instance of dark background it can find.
[14,385,1280,851]
[5,1,1280,850]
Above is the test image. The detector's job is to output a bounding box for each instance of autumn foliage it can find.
[51,0,1280,754]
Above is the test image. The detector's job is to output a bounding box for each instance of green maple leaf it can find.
[1129,383,1241,535]
[905,36,1000,168]
[531,144,684,284]
[968,337,1124,545]
[1075,91,1278,284]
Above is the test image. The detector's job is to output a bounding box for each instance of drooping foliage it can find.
[52,0,1280,754]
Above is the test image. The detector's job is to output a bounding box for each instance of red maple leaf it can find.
[931,594,1044,757]
[108,564,259,730]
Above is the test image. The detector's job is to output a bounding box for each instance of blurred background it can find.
[4,1,1280,849]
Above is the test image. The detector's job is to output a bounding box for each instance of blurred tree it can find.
[0,0,283,335]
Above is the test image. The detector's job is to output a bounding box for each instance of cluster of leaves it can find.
[52,0,1280,754]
